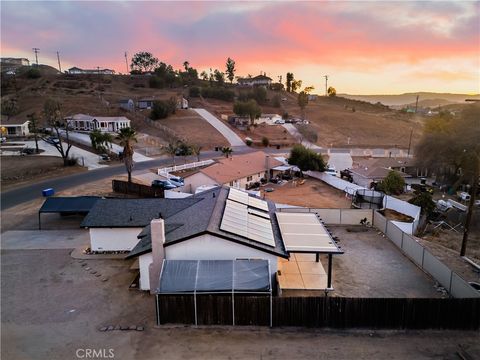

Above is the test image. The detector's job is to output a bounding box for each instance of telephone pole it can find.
[415,95,419,113]
[324,75,329,96]
[124,52,129,74]
[56,51,62,73]
[407,128,413,157]
[32,48,40,65]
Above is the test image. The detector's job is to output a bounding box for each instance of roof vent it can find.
[129,215,133,221]
[158,212,163,219]
[213,193,216,198]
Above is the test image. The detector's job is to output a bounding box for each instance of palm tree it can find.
[191,144,202,162]
[164,142,179,165]
[221,146,233,158]
[116,127,137,183]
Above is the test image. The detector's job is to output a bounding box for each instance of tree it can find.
[225,57,236,84]
[304,86,315,94]
[221,146,233,158]
[191,144,202,162]
[233,99,262,127]
[130,51,159,73]
[183,61,190,71]
[43,99,73,166]
[214,69,225,86]
[286,72,294,92]
[328,86,337,97]
[288,144,326,172]
[415,105,480,256]
[408,192,436,218]
[378,171,405,195]
[151,98,177,120]
[291,79,302,92]
[1,98,19,121]
[298,91,309,119]
[90,129,112,153]
[116,127,137,183]
[200,71,208,81]
[164,142,179,165]
[27,112,40,153]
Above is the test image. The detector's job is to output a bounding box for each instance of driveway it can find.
[282,124,322,150]
[327,152,353,172]
[1,230,89,250]
[192,108,246,147]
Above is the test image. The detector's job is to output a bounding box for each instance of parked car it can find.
[0,136,6,143]
[151,179,177,190]
[168,176,184,187]
[274,119,285,125]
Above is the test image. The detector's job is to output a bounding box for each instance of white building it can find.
[237,74,272,87]
[0,118,30,137]
[67,67,115,75]
[255,114,282,125]
[65,114,131,132]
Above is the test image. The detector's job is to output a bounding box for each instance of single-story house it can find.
[65,114,131,132]
[183,151,284,193]
[256,114,282,125]
[119,99,134,112]
[0,118,30,136]
[352,157,429,181]
[237,75,272,87]
[350,158,412,188]
[137,97,188,110]
[0,57,30,66]
[68,67,115,75]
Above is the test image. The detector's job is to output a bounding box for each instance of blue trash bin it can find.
[42,188,54,197]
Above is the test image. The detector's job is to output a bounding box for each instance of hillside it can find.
[338,92,480,107]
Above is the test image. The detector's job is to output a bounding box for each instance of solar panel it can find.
[220,199,275,247]
[228,188,269,212]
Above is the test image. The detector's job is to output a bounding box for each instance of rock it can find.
[99,326,107,332]
[107,326,114,331]
[102,278,108,282]
[85,267,91,271]
[95,274,101,277]
[129,325,136,330]
[90,270,97,274]
[120,326,129,330]
[136,326,144,331]
[81,263,87,267]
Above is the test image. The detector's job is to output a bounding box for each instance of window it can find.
[229,181,234,186]
[7,127,16,135]
[247,176,253,181]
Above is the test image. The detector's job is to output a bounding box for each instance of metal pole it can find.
[232,261,235,326]
[327,254,333,289]
[156,294,160,326]
[38,212,41,230]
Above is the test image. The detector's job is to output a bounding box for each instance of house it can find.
[67,67,115,75]
[350,158,413,188]
[137,98,155,110]
[0,58,30,67]
[183,151,284,193]
[256,114,282,125]
[0,118,30,137]
[65,114,131,132]
[237,74,272,87]
[119,99,134,112]
[354,157,429,180]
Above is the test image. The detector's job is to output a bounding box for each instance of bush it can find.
[408,192,435,217]
[378,171,405,195]
[246,139,253,146]
[201,87,234,101]
[150,99,176,120]
[272,94,281,108]
[26,68,41,79]
[288,144,326,172]
[189,86,201,97]
[65,156,78,166]
[149,76,165,89]
[262,136,269,147]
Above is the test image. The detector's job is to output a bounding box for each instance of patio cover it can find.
[38,196,100,229]
[155,259,271,294]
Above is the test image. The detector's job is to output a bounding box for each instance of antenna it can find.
[324,75,329,96]
[124,51,129,74]
[56,51,62,73]
[32,48,40,66]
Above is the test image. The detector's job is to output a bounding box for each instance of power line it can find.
[324,75,329,96]
[56,51,62,73]
[32,48,40,65]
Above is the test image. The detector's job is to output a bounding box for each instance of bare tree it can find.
[43,99,73,166]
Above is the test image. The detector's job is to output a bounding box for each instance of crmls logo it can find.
[76,349,115,358]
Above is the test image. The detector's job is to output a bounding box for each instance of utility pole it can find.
[324,75,329,96]
[415,95,419,113]
[407,128,413,157]
[124,51,129,74]
[32,48,40,65]
[56,51,62,73]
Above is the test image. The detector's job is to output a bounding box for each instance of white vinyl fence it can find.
[158,159,215,176]
[373,211,479,298]
[277,207,373,226]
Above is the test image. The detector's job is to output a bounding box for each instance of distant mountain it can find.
[338,92,480,107]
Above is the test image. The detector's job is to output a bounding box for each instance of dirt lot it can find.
[263,178,351,208]
[1,156,86,191]
[2,248,479,360]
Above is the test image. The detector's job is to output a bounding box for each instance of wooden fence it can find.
[157,295,480,329]
[112,180,164,198]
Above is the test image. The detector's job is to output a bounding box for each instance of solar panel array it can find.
[220,189,275,247]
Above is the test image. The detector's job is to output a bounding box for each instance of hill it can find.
[338,92,480,107]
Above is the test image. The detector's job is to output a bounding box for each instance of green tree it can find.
[291,79,302,92]
[191,144,202,162]
[298,91,308,119]
[378,171,405,195]
[151,98,177,120]
[304,86,315,94]
[214,69,225,86]
[183,61,190,71]
[262,136,269,147]
[327,86,337,97]
[164,142,179,165]
[200,71,208,81]
[90,129,112,153]
[233,99,262,127]
[116,127,137,183]
[221,146,233,158]
[27,112,40,153]
[286,72,294,92]
[1,98,19,121]
[43,99,73,166]
[288,144,326,172]
[130,51,159,73]
[225,57,236,84]
[408,192,436,218]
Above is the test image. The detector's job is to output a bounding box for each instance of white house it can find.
[256,114,282,125]
[0,58,30,66]
[237,74,272,87]
[183,151,283,193]
[65,114,131,132]
[68,67,115,75]
[0,118,30,137]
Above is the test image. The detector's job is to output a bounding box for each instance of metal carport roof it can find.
[38,196,100,229]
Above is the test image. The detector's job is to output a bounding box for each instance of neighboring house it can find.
[137,98,155,110]
[119,99,134,112]
[0,118,30,136]
[0,58,30,67]
[355,157,429,179]
[183,151,284,193]
[350,158,414,188]
[65,114,131,132]
[256,114,282,125]
[67,67,115,75]
[125,187,289,290]
[237,75,272,87]
[308,94,318,101]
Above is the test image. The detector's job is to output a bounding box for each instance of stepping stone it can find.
[85,267,91,271]
[95,274,101,277]
[102,278,109,282]
[120,326,129,330]
[90,270,97,274]
[81,263,87,267]
[107,326,114,331]
[115,325,121,330]
[129,325,136,330]
[99,326,107,332]
[136,326,144,331]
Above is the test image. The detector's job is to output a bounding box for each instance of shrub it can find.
[409,192,436,217]
[288,144,326,172]
[262,137,269,147]
[150,98,177,120]
[189,86,201,97]
[378,171,405,195]
[272,94,281,108]
[26,68,41,79]
[201,87,234,101]
[246,139,253,146]
[149,76,165,89]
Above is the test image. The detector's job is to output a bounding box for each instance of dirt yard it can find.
[0,155,86,191]
[263,178,351,208]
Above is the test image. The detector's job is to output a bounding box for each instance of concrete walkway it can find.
[282,124,322,150]
[192,108,246,147]
[1,230,89,250]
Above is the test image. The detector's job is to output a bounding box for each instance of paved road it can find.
[192,108,246,147]
[282,124,322,150]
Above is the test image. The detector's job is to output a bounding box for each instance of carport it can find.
[38,196,100,229]
[275,212,343,290]
[154,259,272,326]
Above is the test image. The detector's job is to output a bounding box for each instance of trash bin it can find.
[42,188,54,197]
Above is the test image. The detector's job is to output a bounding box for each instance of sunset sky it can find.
[1,1,479,94]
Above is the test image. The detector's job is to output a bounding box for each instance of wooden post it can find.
[327,254,333,289]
